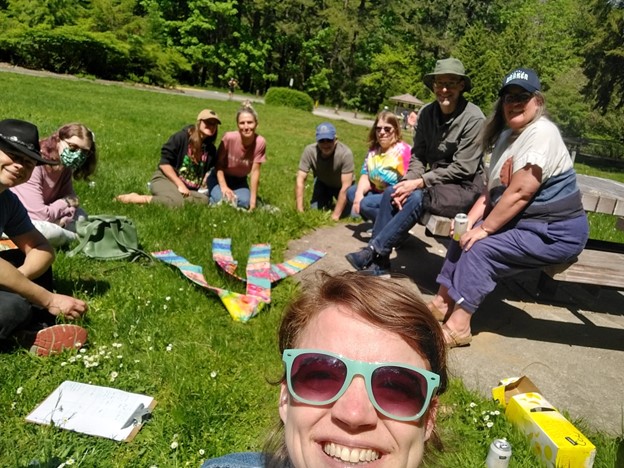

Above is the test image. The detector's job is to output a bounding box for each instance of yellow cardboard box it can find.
[492,376,596,468]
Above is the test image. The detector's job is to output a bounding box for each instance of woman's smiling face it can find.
[279,305,437,468]
[502,85,539,131]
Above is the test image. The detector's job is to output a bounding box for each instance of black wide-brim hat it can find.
[0,119,54,165]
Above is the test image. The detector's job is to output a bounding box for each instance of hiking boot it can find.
[359,255,391,277]
[345,247,374,271]
[27,324,88,357]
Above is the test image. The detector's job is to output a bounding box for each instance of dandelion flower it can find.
[170,441,179,450]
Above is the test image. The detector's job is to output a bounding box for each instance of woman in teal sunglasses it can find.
[203,272,448,468]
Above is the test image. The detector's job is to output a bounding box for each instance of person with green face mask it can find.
[10,123,97,246]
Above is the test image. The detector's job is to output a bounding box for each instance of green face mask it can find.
[60,147,87,171]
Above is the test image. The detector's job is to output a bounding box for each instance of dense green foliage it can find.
[0,70,622,468]
[1,0,624,149]
[264,87,314,112]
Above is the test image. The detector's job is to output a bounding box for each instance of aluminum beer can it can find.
[485,438,512,468]
[452,213,469,241]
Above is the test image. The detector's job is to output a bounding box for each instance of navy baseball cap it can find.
[316,122,336,141]
[499,68,541,95]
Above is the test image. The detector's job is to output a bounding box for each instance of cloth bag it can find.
[67,215,145,260]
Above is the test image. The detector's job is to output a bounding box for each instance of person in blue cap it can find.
[428,68,589,348]
[295,122,354,220]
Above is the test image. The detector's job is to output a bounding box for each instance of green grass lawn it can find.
[0,71,621,467]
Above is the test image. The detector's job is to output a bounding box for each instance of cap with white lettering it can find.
[499,68,541,96]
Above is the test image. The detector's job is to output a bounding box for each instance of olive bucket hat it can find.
[423,57,472,92]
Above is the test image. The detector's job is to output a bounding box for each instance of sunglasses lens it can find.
[371,366,428,418]
[290,353,347,403]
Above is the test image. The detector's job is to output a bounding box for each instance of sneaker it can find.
[359,255,391,276]
[345,247,374,271]
[29,324,88,357]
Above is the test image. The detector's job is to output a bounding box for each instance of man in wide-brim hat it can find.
[0,119,88,356]
[346,57,486,277]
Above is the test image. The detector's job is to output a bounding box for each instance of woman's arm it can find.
[12,168,74,223]
[351,174,371,215]
[159,163,190,197]
[249,162,262,210]
[461,164,542,251]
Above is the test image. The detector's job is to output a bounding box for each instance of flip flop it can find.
[426,302,447,322]
[442,324,472,348]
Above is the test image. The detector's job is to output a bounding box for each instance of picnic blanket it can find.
[152,239,325,322]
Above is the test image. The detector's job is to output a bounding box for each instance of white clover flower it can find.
[79,348,87,354]
[110,371,119,382]
[199,449,205,456]
[210,371,218,379]
[493,410,500,415]
[11,402,16,410]
[147,336,152,342]
[483,415,490,421]
[486,421,494,428]
[75,355,82,359]
[16,387,23,395]
[68,356,76,363]
[119,363,123,368]
[61,362,67,367]
[166,344,173,352]
[469,402,477,408]
[117,355,123,359]
[165,296,171,301]
[113,332,119,338]
[179,287,184,291]
[66,458,75,465]
[149,346,153,351]
[170,441,179,450]
[163,305,168,310]
[75,342,82,347]
[112,343,123,348]
[99,350,106,355]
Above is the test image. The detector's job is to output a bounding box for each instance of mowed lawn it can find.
[0,71,620,467]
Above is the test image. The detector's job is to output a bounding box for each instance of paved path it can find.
[285,221,624,436]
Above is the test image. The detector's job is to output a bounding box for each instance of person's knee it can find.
[0,295,33,340]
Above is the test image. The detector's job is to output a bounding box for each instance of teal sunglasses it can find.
[282,349,440,422]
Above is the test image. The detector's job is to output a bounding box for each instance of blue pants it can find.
[346,185,383,222]
[311,179,352,217]
[437,216,589,313]
[369,186,424,257]
[207,172,251,209]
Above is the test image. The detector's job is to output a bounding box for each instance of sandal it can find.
[442,324,472,348]
[426,302,447,322]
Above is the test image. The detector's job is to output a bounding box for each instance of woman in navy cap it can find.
[428,68,589,348]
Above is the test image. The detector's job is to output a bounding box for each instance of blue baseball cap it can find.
[499,68,541,95]
[316,122,336,141]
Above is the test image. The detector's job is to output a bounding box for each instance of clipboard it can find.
[26,381,157,442]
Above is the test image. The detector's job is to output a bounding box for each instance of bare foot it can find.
[115,193,151,204]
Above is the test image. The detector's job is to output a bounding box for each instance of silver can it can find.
[452,213,469,241]
[485,438,512,468]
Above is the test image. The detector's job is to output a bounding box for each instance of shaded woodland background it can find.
[1,0,623,155]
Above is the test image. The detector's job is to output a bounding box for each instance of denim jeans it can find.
[346,186,383,222]
[369,186,424,257]
[208,172,251,208]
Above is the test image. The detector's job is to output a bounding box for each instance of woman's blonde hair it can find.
[236,100,258,124]
[367,110,403,150]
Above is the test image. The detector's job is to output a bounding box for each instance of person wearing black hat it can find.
[428,68,589,348]
[295,122,355,221]
[0,119,88,356]
[346,57,485,275]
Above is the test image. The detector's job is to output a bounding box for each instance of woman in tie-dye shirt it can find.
[347,111,411,222]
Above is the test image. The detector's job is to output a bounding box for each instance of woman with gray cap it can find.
[428,68,589,348]
[116,109,220,207]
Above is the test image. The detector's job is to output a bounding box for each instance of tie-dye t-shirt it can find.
[361,141,411,192]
